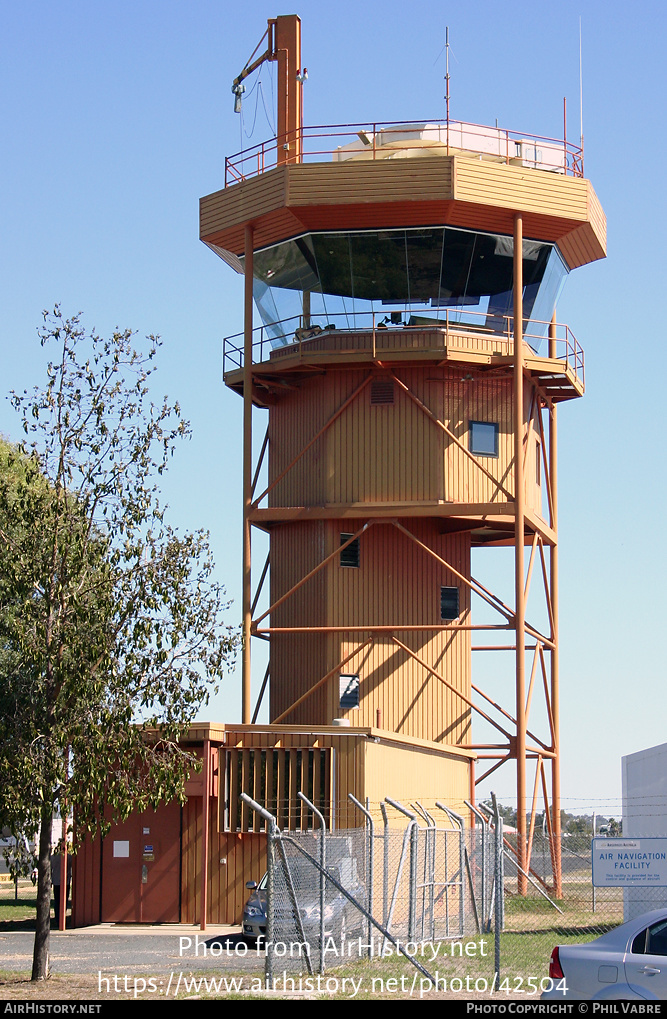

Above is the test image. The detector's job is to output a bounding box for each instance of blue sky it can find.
[1,0,665,815]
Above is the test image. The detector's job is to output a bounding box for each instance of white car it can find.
[543,908,667,1000]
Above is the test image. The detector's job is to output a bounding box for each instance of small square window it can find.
[340,533,360,568]
[469,420,499,457]
[339,674,359,709]
[441,586,460,621]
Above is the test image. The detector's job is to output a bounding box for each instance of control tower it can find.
[200,14,606,892]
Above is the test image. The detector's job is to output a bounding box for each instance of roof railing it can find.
[222,310,584,389]
[224,118,584,186]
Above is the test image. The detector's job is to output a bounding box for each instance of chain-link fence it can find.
[241,791,667,994]
[242,791,501,985]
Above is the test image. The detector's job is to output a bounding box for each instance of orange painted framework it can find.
[202,15,606,898]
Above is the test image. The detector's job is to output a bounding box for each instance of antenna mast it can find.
[445,26,451,153]
[579,16,584,162]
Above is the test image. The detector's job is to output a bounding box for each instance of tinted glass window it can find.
[441,586,460,621]
[340,533,360,567]
[648,920,667,956]
[470,421,499,457]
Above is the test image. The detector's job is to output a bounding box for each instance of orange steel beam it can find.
[393,518,554,647]
[514,211,528,894]
[471,747,555,760]
[474,645,521,650]
[475,757,511,785]
[522,389,537,472]
[253,523,372,627]
[250,425,269,499]
[524,531,539,602]
[546,313,562,895]
[390,520,513,622]
[274,15,303,164]
[526,744,556,759]
[389,371,514,500]
[242,224,254,723]
[390,635,513,740]
[540,758,561,897]
[539,645,556,744]
[526,755,543,867]
[271,639,374,724]
[525,623,555,651]
[535,405,555,526]
[469,674,550,751]
[250,551,270,617]
[252,373,372,506]
[538,540,556,640]
[469,573,516,619]
[524,642,542,727]
[503,834,552,893]
[251,662,271,724]
[233,17,303,166]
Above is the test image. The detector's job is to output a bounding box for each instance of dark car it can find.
[242,872,268,942]
[242,858,366,945]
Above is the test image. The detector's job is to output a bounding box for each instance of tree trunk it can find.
[32,799,53,980]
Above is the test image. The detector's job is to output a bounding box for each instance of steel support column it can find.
[514,212,527,893]
[242,225,254,723]
[549,313,562,897]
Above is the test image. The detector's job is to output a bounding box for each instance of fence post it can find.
[491,792,504,990]
[348,794,374,958]
[466,800,490,930]
[266,815,276,989]
[415,802,437,941]
[385,798,418,941]
[380,801,389,926]
[437,803,466,938]
[297,791,327,974]
[239,792,278,990]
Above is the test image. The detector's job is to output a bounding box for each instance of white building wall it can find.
[622,742,667,919]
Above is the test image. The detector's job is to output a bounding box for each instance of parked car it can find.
[242,872,268,942]
[542,908,667,1000]
[242,858,365,945]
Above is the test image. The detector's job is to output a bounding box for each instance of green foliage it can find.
[0,309,238,976]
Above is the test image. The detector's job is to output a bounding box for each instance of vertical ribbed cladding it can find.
[331,520,472,743]
[268,520,327,723]
[181,796,266,924]
[363,741,471,818]
[264,353,522,738]
[524,378,546,519]
[267,514,473,736]
[267,364,516,509]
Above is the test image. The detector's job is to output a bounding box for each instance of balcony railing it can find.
[222,310,584,390]
[224,118,584,186]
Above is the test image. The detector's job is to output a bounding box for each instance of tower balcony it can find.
[222,310,584,406]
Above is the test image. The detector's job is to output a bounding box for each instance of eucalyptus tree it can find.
[0,309,237,980]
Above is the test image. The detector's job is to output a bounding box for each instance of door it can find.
[101,802,181,923]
